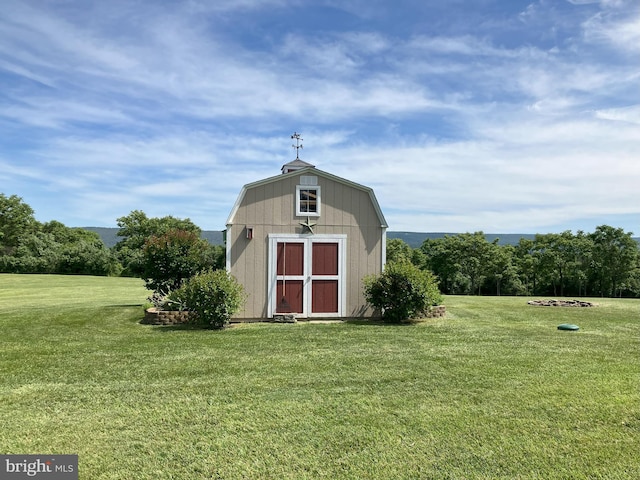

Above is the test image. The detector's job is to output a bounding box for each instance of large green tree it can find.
[535,231,580,297]
[386,238,425,266]
[589,225,639,297]
[0,194,38,255]
[420,237,467,294]
[569,231,593,297]
[114,210,202,276]
[450,232,496,295]
[142,228,211,294]
[485,244,523,296]
[514,238,541,295]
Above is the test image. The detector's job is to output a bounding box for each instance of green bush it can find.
[160,288,188,311]
[363,261,443,323]
[168,269,245,329]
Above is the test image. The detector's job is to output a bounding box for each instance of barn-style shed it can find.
[225,160,387,320]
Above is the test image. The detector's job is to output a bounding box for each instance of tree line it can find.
[388,228,640,298]
[0,194,224,279]
[2,193,639,297]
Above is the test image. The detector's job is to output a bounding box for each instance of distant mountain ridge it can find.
[387,232,537,248]
[84,227,640,249]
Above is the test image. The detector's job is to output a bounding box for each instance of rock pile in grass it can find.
[527,299,596,307]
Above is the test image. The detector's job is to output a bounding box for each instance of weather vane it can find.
[291,132,303,159]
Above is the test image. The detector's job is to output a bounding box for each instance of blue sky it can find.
[1,0,638,234]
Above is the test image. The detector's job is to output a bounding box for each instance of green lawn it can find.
[1,274,638,479]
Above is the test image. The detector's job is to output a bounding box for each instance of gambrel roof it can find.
[226,167,388,228]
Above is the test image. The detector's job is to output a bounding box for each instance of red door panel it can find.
[312,243,338,275]
[276,280,303,313]
[277,242,304,276]
[312,280,338,313]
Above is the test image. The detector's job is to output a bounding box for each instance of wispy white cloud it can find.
[595,104,640,124]
[0,98,132,128]
[582,11,640,53]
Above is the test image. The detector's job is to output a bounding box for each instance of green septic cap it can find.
[557,323,580,331]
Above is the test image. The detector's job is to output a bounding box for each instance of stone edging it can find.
[424,305,446,318]
[142,308,193,325]
[527,299,596,307]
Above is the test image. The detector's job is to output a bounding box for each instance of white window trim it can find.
[296,185,321,217]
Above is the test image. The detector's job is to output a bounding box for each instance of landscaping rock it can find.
[424,305,446,318]
[527,299,596,307]
[273,314,297,323]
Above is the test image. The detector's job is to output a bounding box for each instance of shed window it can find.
[296,185,321,217]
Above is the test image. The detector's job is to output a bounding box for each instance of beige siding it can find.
[228,171,384,319]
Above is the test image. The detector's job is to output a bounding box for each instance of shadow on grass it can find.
[141,318,426,332]
[343,319,432,327]
[147,323,227,332]
[106,304,145,308]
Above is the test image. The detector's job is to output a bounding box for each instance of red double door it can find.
[272,237,344,317]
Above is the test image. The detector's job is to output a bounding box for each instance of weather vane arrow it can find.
[291,132,303,159]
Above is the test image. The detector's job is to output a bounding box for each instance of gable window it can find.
[296,185,321,217]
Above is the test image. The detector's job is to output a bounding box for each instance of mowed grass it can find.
[0,274,638,479]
